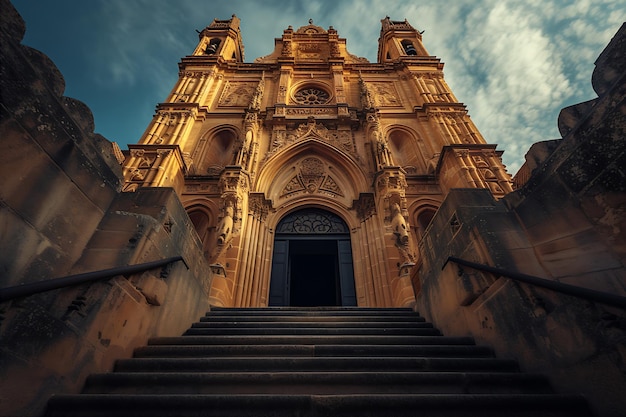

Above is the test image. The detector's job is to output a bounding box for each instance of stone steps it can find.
[147,334,477,345]
[82,371,553,395]
[132,344,495,358]
[184,326,442,336]
[112,356,520,373]
[46,393,592,417]
[44,307,593,416]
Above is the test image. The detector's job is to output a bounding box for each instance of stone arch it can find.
[409,199,442,242]
[191,125,240,174]
[386,126,427,174]
[255,138,368,208]
[184,198,219,258]
[267,198,358,233]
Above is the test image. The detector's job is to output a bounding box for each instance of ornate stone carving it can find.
[278,85,287,101]
[295,21,327,35]
[371,82,401,107]
[353,193,376,221]
[276,209,349,234]
[292,87,330,105]
[285,107,336,116]
[267,118,355,157]
[330,41,340,57]
[296,42,325,60]
[219,82,257,107]
[249,77,265,111]
[301,157,325,176]
[383,174,407,194]
[249,193,272,221]
[320,176,341,194]
[359,75,376,110]
[280,157,344,199]
[185,182,219,193]
[207,165,224,175]
[272,129,286,148]
[219,174,248,193]
[281,40,293,57]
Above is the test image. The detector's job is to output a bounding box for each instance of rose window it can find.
[293,88,330,105]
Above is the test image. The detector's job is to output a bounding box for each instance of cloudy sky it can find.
[11,0,623,173]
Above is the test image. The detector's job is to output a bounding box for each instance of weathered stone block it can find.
[131,272,168,306]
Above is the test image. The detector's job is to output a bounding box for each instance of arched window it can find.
[188,209,211,255]
[387,129,426,174]
[194,128,238,174]
[415,207,437,240]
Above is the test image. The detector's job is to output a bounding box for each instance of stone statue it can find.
[217,202,234,245]
[391,203,409,245]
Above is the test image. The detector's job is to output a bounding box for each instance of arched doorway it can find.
[268,209,357,307]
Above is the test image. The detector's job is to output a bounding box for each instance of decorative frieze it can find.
[285,107,336,116]
[184,182,220,193]
[267,118,355,157]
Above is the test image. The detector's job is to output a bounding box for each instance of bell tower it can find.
[192,14,244,62]
[377,16,428,62]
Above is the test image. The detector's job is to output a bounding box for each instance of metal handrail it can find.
[444,256,626,309]
[0,256,188,303]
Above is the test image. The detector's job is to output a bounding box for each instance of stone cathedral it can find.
[121,16,513,309]
[1,1,625,415]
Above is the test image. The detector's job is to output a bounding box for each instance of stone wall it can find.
[0,2,213,415]
[0,0,123,288]
[416,24,626,417]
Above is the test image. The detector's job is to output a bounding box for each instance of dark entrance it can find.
[268,209,357,307]
[289,240,338,306]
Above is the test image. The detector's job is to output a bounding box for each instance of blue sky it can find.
[11,0,623,173]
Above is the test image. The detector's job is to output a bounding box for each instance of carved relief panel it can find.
[370,82,401,107]
[280,157,344,199]
[219,81,257,107]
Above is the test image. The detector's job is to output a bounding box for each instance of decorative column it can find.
[236,193,272,307]
[353,193,392,307]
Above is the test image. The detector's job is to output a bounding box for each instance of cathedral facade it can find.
[121,16,512,308]
[2,2,624,413]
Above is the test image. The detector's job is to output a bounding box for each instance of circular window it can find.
[293,87,330,105]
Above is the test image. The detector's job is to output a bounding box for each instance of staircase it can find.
[45,307,592,416]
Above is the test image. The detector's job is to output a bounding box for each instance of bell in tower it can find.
[205,38,221,55]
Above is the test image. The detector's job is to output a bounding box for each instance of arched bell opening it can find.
[268,208,357,307]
